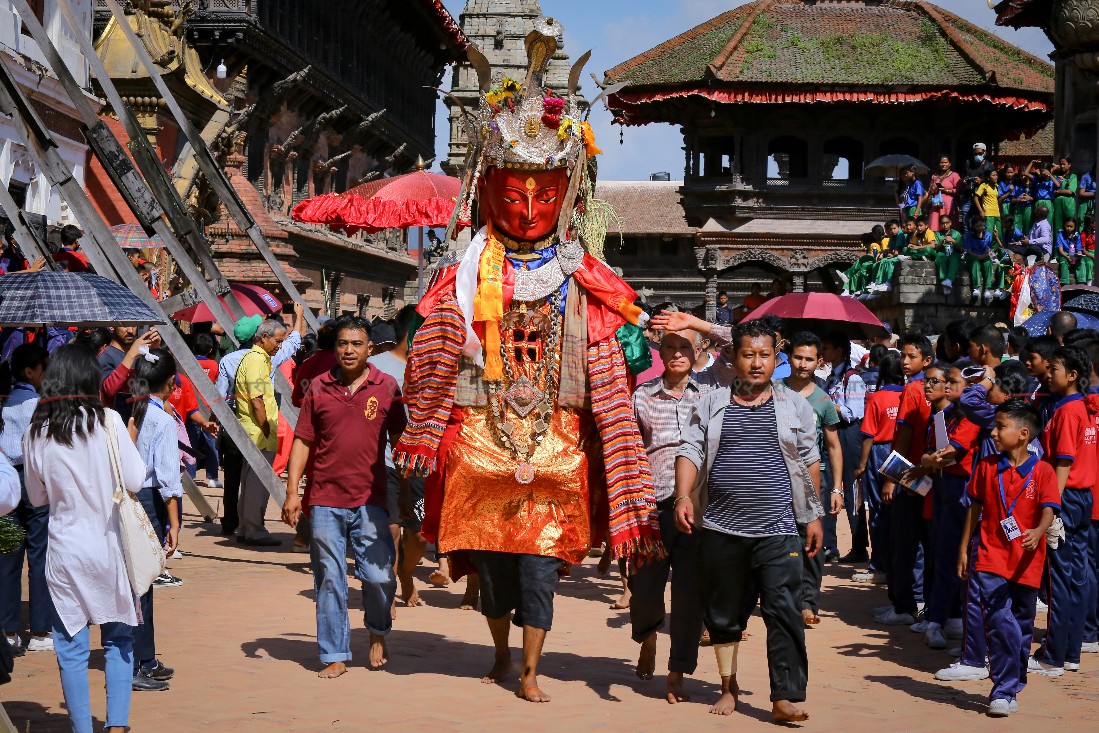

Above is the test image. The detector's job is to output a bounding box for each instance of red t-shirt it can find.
[945,413,982,478]
[196,355,219,383]
[168,373,199,417]
[1041,393,1098,490]
[861,385,902,444]
[968,454,1060,588]
[895,376,931,464]
[295,365,407,509]
[292,349,338,408]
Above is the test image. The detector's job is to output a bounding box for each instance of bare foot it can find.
[460,586,479,611]
[518,674,551,702]
[368,634,388,669]
[401,587,425,607]
[390,599,397,621]
[428,570,450,586]
[610,588,631,610]
[773,700,809,723]
[700,628,711,645]
[481,653,513,684]
[636,634,657,680]
[666,671,690,703]
[318,661,346,678]
[709,676,739,716]
[802,609,820,627]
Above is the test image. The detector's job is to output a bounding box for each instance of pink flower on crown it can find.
[542,95,565,115]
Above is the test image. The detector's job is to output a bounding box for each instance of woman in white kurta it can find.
[23,344,146,733]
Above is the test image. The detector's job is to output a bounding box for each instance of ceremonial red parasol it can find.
[742,292,888,340]
[290,169,460,234]
[172,282,282,323]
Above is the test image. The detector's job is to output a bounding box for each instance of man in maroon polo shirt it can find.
[282,316,407,678]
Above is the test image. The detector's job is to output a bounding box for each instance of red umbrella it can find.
[173,282,283,323]
[742,292,888,339]
[290,169,460,233]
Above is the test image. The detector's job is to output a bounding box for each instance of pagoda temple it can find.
[603,0,1055,316]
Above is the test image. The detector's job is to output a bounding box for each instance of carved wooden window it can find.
[767,136,808,180]
[823,137,864,181]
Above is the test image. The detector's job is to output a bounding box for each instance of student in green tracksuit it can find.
[935,214,962,295]
[1053,156,1078,236]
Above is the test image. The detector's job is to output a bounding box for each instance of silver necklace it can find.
[511,239,584,302]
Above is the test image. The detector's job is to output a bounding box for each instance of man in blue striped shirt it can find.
[674,319,823,724]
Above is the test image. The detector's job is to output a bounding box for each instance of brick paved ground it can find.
[3,488,1098,732]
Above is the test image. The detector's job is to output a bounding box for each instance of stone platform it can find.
[870,260,1011,335]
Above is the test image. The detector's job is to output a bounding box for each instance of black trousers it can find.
[627,502,704,674]
[134,488,168,670]
[698,529,808,703]
[468,551,560,631]
[797,523,824,614]
[219,435,243,535]
[837,421,868,554]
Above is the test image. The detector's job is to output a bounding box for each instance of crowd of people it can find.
[839,145,1096,305]
[3,248,1099,725]
[635,308,1098,718]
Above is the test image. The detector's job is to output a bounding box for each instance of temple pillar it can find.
[704,269,718,321]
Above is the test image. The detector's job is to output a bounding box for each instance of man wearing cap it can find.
[961,143,995,233]
[216,305,305,537]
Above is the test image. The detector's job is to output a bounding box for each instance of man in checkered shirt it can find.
[627,328,718,703]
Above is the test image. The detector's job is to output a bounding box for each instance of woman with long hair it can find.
[126,346,182,690]
[0,343,51,655]
[23,344,146,733]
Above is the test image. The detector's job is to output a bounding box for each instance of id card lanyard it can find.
[998,466,1033,540]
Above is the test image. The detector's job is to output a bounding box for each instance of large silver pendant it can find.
[503,375,544,418]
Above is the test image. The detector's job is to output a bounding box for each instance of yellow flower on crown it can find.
[486,77,524,108]
[557,116,579,141]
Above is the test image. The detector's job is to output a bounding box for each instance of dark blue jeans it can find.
[1085,520,1098,644]
[0,469,54,633]
[837,422,868,554]
[133,488,167,671]
[1038,487,1093,666]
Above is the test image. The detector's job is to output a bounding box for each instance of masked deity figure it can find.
[394,19,663,701]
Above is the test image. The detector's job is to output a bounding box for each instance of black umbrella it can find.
[0,271,165,327]
[864,154,929,178]
[1063,292,1099,318]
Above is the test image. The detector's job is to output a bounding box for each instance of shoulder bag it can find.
[105,417,165,596]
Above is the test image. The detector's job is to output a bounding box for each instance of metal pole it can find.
[416,226,424,299]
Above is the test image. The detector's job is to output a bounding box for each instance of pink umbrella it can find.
[172,282,282,323]
[742,292,888,339]
[290,169,459,233]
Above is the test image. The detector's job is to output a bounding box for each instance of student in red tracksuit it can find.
[960,399,1059,717]
[915,362,982,648]
[877,334,933,625]
[853,353,905,584]
[1032,346,1098,676]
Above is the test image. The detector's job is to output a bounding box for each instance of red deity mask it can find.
[481,167,569,242]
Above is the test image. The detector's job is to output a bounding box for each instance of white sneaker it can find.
[972,288,982,300]
[872,604,893,618]
[910,619,930,633]
[1065,661,1080,671]
[1036,598,1049,613]
[983,290,994,305]
[4,632,20,651]
[942,279,953,289]
[925,625,948,649]
[1027,657,1064,677]
[897,255,911,261]
[878,610,915,626]
[852,570,887,584]
[26,635,53,652]
[1081,641,1099,653]
[882,281,893,292]
[837,270,850,284]
[169,549,183,560]
[935,661,989,681]
[945,618,964,639]
[988,699,1012,717]
[994,288,1007,300]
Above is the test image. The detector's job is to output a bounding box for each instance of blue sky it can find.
[433,1,1054,181]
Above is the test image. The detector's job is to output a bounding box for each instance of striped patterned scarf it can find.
[588,338,664,562]
[393,296,465,476]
